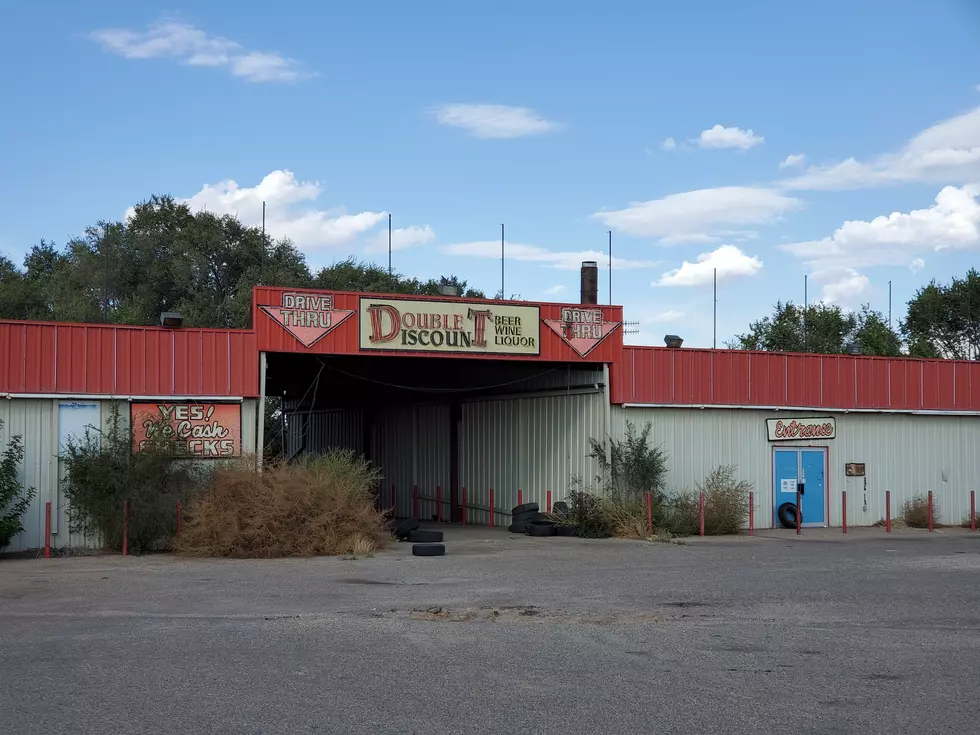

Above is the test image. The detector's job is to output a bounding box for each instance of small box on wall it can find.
[845,462,866,477]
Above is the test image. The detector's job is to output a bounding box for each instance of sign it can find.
[359,297,540,355]
[780,478,798,495]
[845,462,865,477]
[543,306,621,357]
[259,291,355,348]
[766,417,836,442]
[131,403,241,457]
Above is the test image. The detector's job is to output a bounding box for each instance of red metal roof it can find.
[0,321,258,397]
[611,346,980,412]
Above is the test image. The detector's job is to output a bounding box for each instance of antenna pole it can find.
[388,213,392,278]
[804,274,808,353]
[501,224,505,298]
[888,280,892,330]
[608,230,612,305]
[713,267,717,349]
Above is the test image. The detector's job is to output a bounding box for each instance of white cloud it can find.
[165,169,412,250]
[647,309,685,323]
[654,245,763,287]
[442,241,659,270]
[784,107,980,190]
[779,153,806,169]
[909,257,926,274]
[89,20,312,83]
[782,184,980,275]
[364,225,435,254]
[697,125,764,150]
[820,269,871,305]
[431,104,559,139]
[662,137,678,151]
[543,284,567,296]
[593,186,801,244]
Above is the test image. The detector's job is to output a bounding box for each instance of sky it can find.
[1,1,979,348]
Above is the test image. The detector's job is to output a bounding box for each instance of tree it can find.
[731,301,901,356]
[902,270,980,359]
[0,420,36,550]
[0,197,486,328]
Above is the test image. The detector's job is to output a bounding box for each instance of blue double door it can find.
[773,448,827,527]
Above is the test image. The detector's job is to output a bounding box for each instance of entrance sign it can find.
[359,297,540,355]
[259,292,355,348]
[131,403,241,457]
[766,417,836,441]
[543,306,621,358]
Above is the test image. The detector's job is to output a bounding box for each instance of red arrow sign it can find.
[259,304,354,348]
[544,316,620,358]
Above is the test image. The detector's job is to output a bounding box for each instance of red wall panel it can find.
[0,321,257,397]
[621,346,980,413]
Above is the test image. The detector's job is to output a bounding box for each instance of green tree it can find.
[902,270,980,359]
[0,420,36,550]
[732,301,900,356]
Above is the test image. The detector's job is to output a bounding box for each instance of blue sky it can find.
[1,0,979,347]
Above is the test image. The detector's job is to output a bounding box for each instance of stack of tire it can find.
[394,519,445,556]
[507,502,577,537]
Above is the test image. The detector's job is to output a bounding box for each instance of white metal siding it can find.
[614,406,980,529]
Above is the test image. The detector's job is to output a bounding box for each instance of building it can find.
[3,264,979,551]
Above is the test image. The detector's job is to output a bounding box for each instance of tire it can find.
[552,501,569,515]
[412,543,446,557]
[394,519,420,540]
[511,503,539,516]
[408,529,444,543]
[508,523,530,534]
[526,522,557,537]
[513,510,546,524]
[555,523,578,537]
[777,502,798,530]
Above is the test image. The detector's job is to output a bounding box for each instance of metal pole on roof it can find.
[713,267,717,349]
[608,231,612,305]
[501,224,505,299]
[804,274,809,353]
[388,213,392,278]
[261,201,266,285]
[888,280,892,330]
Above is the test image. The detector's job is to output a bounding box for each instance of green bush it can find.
[589,420,669,507]
[667,465,751,535]
[61,404,208,553]
[0,420,36,550]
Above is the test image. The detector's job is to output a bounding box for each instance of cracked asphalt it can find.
[2,527,979,734]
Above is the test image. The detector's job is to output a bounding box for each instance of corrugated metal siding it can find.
[460,392,606,524]
[412,405,451,520]
[613,406,980,529]
[613,346,980,412]
[285,410,363,457]
[373,406,416,517]
[0,321,258,397]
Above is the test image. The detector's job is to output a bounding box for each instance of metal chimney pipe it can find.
[580,261,598,304]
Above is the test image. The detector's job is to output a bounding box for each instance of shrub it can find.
[558,490,648,540]
[902,496,938,529]
[0,420,36,550]
[667,465,751,536]
[61,404,206,553]
[177,450,388,557]
[589,421,669,506]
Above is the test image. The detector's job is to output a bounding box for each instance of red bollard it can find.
[748,491,754,536]
[795,490,801,535]
[546,490,552,514]
[885,490,891,533]
[176,500,183,538]
[436,485,442,523]
[518,488,523,506]
[928,490,934,532]
[489,488,495,527]
[412,485,419,520]
[646,492,652,536]
[44,501,51,559]
[699,492,705,536]
[122,500,130,556]
[842,491,847,534]
[971,491,976,532]
[462,487,467,526]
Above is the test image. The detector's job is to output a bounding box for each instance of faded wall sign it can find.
[131,403,242,457]
[766,417,836,442]
[359,297,540,355]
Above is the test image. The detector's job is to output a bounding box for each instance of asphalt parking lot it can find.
[2,527,980,735]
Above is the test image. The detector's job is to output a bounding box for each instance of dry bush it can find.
[902,496,939,529]
[667,465,752,536]
[604,500,648,539]
[177,451,388,558]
